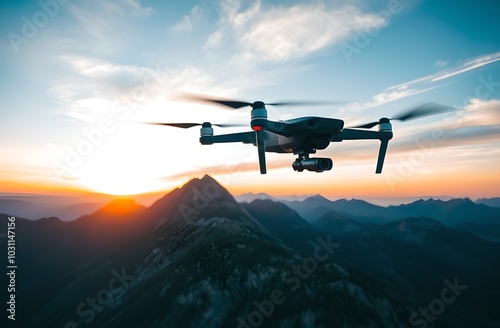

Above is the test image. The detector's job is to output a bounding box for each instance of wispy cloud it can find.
[388,52,500,91]
[338,52,500,116]
[206,0,387,62]
[435,60,447,67]
[170,5,203,33]
[48,53,240,123]
[99,0,153,17]
[67,4,114,43]
[66,0,152,55]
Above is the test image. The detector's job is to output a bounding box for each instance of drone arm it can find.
[331,128,392,141]
[200,132,256,145]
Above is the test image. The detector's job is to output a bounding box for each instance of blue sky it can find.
[0,0,499,198]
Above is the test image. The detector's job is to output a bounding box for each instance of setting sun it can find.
[75,132,169,195]
[80,168,164,195]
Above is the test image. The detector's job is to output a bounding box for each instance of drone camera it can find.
[292,157,333,172]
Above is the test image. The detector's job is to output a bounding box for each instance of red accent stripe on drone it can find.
[252,125,263,131]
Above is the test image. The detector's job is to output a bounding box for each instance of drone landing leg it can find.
[375,139,389,174]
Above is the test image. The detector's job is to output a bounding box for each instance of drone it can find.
[146,95,453,174]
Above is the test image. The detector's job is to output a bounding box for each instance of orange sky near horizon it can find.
[1,165,499,201]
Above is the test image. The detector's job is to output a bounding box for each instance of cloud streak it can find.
[388,52,500,91]
[337,52,500,118]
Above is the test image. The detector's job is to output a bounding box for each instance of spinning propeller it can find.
[144,122,245,128]
[182,94,342,109]
[351,102,455,129]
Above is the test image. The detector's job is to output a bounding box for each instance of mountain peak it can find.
[310,194,330,201]
[248,198,278,206]
[201,173,217,183]
[333,198,372,205]
[147,175,238,228]
[236,192,276,203]
[181,174,223,191]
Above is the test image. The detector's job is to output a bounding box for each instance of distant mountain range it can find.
[234,192,491,207]
[476,197,500,208]
[273,195,500,241]
[1,175,499,327]
[1,191,498,221]
[0,195,106,221]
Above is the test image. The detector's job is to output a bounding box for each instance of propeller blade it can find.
[145,122,201,129]
[214,123,247,127]
[182,94,252,109]
[268,100,345,107]
[349,103,455,129]
[182,94,345,109]
[392,102,455,122]
[143,122,246,128]
[208,100,252,109]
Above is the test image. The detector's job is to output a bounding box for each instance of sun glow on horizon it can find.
[80,172,165,196]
